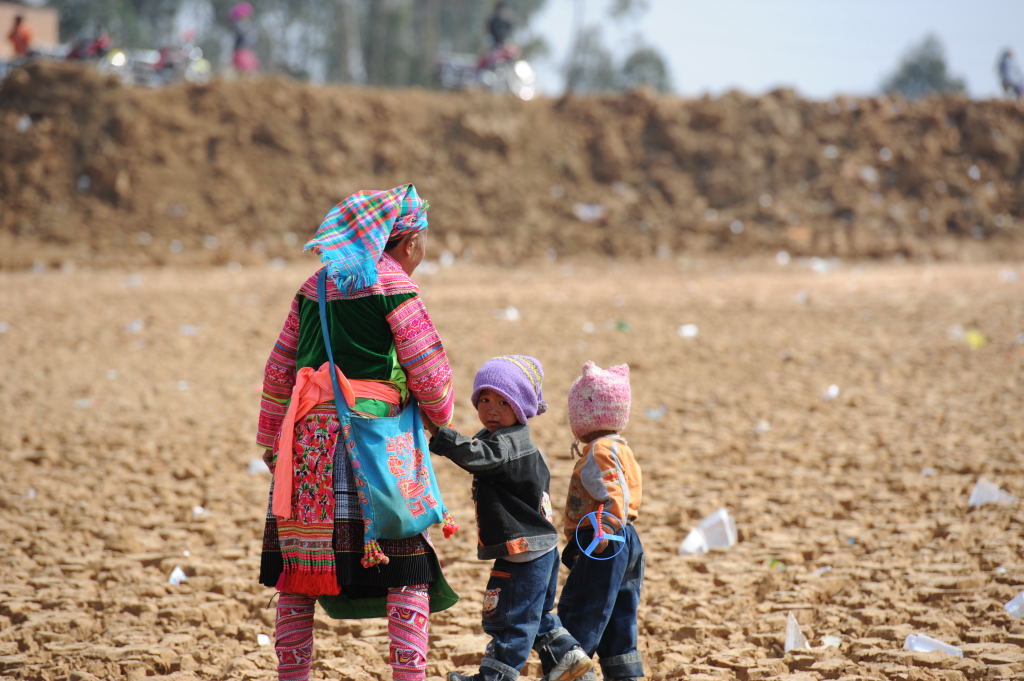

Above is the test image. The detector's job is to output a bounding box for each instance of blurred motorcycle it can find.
[69,31,211,87]
[124,31,210,86]
[65,34,113,61]
[130,32,212,87]
[437,43,536,100]
[64,33,135,83]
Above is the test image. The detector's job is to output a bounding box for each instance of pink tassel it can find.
[361,539,390,568]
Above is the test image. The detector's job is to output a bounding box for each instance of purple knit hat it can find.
[567,361,631,439]
[471,355,547,425]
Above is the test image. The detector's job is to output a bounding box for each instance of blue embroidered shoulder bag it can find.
[317,268,455,567]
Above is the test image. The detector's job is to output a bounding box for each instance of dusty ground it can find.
[1,257,1022,681]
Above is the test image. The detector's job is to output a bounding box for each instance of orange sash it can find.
[272,362,400,519]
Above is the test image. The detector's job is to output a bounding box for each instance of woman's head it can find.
[471,355,547,430]
[305,184,429,292]
[385,229,428,276]
[567,361,631,440]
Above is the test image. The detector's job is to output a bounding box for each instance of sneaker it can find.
[447,673,478,681]
[548,647,593,681]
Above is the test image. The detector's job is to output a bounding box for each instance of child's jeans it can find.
[558,524,645,680]
[478,549,580,681]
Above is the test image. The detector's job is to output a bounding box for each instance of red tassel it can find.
[275,570,340,596]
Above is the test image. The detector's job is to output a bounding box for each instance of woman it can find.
[257,185,456,681]
[229,2,260,74]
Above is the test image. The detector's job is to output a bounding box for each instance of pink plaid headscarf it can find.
[305,184,429,293]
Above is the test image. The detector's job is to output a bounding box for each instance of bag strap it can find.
[317,268,351,423]
[318,266,417,419]
[319,267,388,567]
[319,267,459,554]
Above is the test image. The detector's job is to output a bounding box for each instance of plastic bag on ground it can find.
[968,478,1017,507]
[903,633,963,657]
[678,528,708,555]
[677,508,736,555]
[1005,591,1024,618]
[784,612,809,652]
[699,508,737,548]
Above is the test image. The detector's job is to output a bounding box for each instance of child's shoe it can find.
[447,673,479,681]
[547,646,593,681]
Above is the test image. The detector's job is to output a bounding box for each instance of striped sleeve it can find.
[387,294,455,427]
[257,296,300,449]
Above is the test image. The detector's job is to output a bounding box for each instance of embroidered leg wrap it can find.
[387,584,430,681]
[276,593,315,681]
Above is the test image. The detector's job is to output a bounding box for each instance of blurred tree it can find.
[563,0,671,95]
[564,25,617,94]
[334,0,366,83]
[46,0,550,88]
[619,45,670,92]
[330,0,549,87]
[48,0,170,45]
[609,0,649,19]
[881,34,966,99]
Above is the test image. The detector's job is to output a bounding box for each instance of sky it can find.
[528,0,1024,99]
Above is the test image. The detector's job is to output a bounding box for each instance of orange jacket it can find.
[562,434,642,539]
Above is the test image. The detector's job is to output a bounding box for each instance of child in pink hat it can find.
[428,355,593,681]
[558,361,645,681]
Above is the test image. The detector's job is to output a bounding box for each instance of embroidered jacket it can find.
[562,434,642,540]
[257,252,455,449]
[429,424,558,560]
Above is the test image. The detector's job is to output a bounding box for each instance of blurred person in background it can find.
[229,1,260,74]
[7,15,33,57]
[487,1,513,49]
[480,1,519,71]
[997,48,1022,99]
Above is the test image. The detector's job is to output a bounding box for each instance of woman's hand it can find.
[421,410,439,436]
[261,448,275,471]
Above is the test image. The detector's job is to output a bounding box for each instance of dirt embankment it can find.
[1,61,1022,269]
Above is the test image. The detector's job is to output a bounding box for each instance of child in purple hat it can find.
[427,355,593,681]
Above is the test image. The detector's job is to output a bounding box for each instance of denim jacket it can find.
[430,423,558,560]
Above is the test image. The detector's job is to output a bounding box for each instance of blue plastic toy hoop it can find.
[574,509,627,560]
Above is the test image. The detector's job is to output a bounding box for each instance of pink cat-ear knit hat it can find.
[567,361,631,439]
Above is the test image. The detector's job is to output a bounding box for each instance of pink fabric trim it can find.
[388,296,454,427]
[258,297,300,450]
